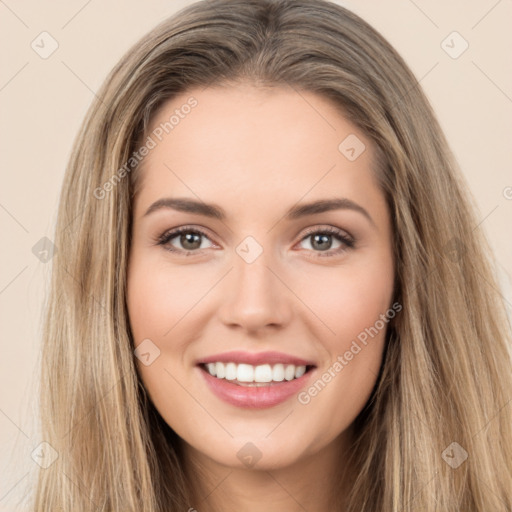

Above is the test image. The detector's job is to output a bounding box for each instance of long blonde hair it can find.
[32,0,512,510]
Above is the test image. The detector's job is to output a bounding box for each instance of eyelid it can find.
[156,225,218,250]
[299,224,354,243]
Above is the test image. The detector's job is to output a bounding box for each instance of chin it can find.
[194,435,313,472]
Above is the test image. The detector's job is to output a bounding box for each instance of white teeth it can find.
[295,365,306,378]
[237,363,254,382]
[272,364,285,382]
[203,362,308,383]
[254,364,272,383]
[215,362,225,378]
[225,362,237,380]
[284,364,295,381]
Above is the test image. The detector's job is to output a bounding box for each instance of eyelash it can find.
[156,225,355,258]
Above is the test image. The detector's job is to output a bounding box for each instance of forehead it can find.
[134,83,384,220]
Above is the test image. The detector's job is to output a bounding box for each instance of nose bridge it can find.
[217,237,292,331]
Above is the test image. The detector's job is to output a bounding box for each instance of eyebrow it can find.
[143,197,375,227]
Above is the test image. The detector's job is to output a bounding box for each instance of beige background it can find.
[1,0,511,509]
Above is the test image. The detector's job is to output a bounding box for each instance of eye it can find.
[156,226,215,255]
[297,226,355,257]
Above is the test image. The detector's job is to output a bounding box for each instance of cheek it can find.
[341,268,393,342]
[302,257,394,346]
[126,256,211,343]
[126,256,199,426]
[294,254,394,415]
[126,255,218,405]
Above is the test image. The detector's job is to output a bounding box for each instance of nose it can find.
[217,247,293,334]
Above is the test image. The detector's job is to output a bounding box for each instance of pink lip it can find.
[198,365,316,409]
[197,350,316,367]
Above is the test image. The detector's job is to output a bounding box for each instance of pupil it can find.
[312,234,331,251]
[182,232,201,250]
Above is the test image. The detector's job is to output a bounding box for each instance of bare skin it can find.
[126,82,395,511]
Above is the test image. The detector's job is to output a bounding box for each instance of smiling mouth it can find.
[199,362,316,387]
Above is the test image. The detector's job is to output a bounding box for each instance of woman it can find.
[33,0,512,510]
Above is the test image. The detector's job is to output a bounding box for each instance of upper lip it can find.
[197,350,316,367]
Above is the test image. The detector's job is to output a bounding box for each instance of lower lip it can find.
[198,365,316,409]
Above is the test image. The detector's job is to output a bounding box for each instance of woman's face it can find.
[127,83,395,471]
